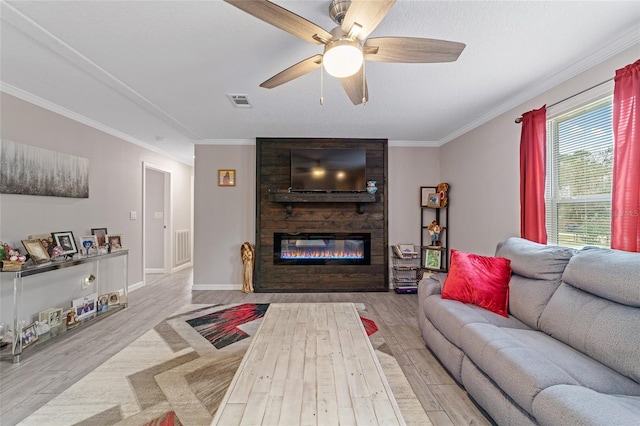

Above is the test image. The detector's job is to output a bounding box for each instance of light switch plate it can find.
[130,211,137,220]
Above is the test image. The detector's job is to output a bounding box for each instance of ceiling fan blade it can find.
[260,54,323,89]
[340,67,368,105]
[364,37,466,63]
[341,0,395,40]
[224,0,331,44]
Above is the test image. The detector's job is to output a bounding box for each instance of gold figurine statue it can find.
[241,242,255,293]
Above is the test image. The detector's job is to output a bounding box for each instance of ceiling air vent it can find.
[227,94,252,108]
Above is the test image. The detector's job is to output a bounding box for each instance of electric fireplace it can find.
[274,232,371,265]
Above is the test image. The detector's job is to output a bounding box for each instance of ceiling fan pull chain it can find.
[320,62,325,105]
[362,61,366,105]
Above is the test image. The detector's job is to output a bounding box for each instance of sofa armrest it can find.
[532,385,640,426]
[419,272,447,297]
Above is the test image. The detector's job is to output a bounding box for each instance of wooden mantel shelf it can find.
[268,191,376,214]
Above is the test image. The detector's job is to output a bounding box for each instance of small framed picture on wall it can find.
[218,169,236,187]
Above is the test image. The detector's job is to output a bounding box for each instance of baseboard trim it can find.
[192,284,242,291]
[172,262,192,273]
[145,268,165,274]
[129,281,144,292]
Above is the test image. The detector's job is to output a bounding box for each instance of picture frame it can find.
[28,234,55,256]
[80,235,98,256]
[108,292,120,306]
[21,239,51,265]
[106,234,123,252]
[91,228,108,247]
[97,294,109,313]
[218,169,236,187]
[21,322,38,350]
[39,308,63,327]
[427,193,441,208]
[72,293,97,320]
[420,186,437,207]
[51,231,78,256]
[425,249,442,270]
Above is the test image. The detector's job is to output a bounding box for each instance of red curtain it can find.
[611,59,640,252]
[520,106,547,244]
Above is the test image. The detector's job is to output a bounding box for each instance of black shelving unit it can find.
[420,188,449,273]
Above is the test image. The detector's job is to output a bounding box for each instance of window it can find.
[546,95,613,248]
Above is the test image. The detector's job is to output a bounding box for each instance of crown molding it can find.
[388,140,439,148]
[438,27,640,146]
[195,139,256,146]
[195,139,441,147]
[1,83,193,166]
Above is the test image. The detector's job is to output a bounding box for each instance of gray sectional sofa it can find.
[418,237,640,425]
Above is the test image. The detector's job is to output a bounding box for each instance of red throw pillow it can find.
[442,249,512,317]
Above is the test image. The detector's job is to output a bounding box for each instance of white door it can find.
[144,167,168,273]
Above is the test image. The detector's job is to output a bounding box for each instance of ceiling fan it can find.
[224,0,466,105]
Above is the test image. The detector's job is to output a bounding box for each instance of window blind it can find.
[546,96,613,248]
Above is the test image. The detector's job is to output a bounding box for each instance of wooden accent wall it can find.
[255,138,388,292]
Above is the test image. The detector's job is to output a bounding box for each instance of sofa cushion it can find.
[562,246,640,307]
[459,323,640,414]
[508,275,561,330]
[419,315,466,383]
[495,237,575,281]
[442,249,511,317]
[423,295,529,348]
[539,282,640,383]
[461,357,537,426]
[532,385,640,426]
[495,238,574,328]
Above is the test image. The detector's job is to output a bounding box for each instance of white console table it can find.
[0,250,129,363]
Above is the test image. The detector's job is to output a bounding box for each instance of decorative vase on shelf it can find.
[366,180,377,194]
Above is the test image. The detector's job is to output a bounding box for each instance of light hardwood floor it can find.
[0,268,491,426]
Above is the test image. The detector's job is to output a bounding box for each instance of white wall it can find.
[193,143,255,289]
[440,44,640,256]
[388,146,440,247]
[0,93,193,290]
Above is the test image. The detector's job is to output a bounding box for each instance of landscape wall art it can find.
[0,139,89,198]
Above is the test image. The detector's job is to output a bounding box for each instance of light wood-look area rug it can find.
[19,303,430,426]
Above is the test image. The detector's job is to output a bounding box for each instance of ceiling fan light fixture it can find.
[323,38,363,78]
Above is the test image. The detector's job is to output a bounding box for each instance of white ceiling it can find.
[1,1,639,165]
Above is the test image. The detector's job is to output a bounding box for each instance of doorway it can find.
[143,163,171,276]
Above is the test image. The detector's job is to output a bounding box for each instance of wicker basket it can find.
[1,260,24,272]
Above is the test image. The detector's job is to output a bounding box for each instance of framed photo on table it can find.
[51,231,77,256]
[39,308,63,327]
[218,169,236,186]
[28,234,55,256]
[106,234,123,252]
[420,186,437,207]
[20,322,38,350]
[91,228,108,247]
[80,236,98,255]
[21,239,51,265]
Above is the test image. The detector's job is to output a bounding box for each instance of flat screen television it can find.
[290,148,366,192]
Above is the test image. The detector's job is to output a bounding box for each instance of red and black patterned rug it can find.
[19,303,427,426]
